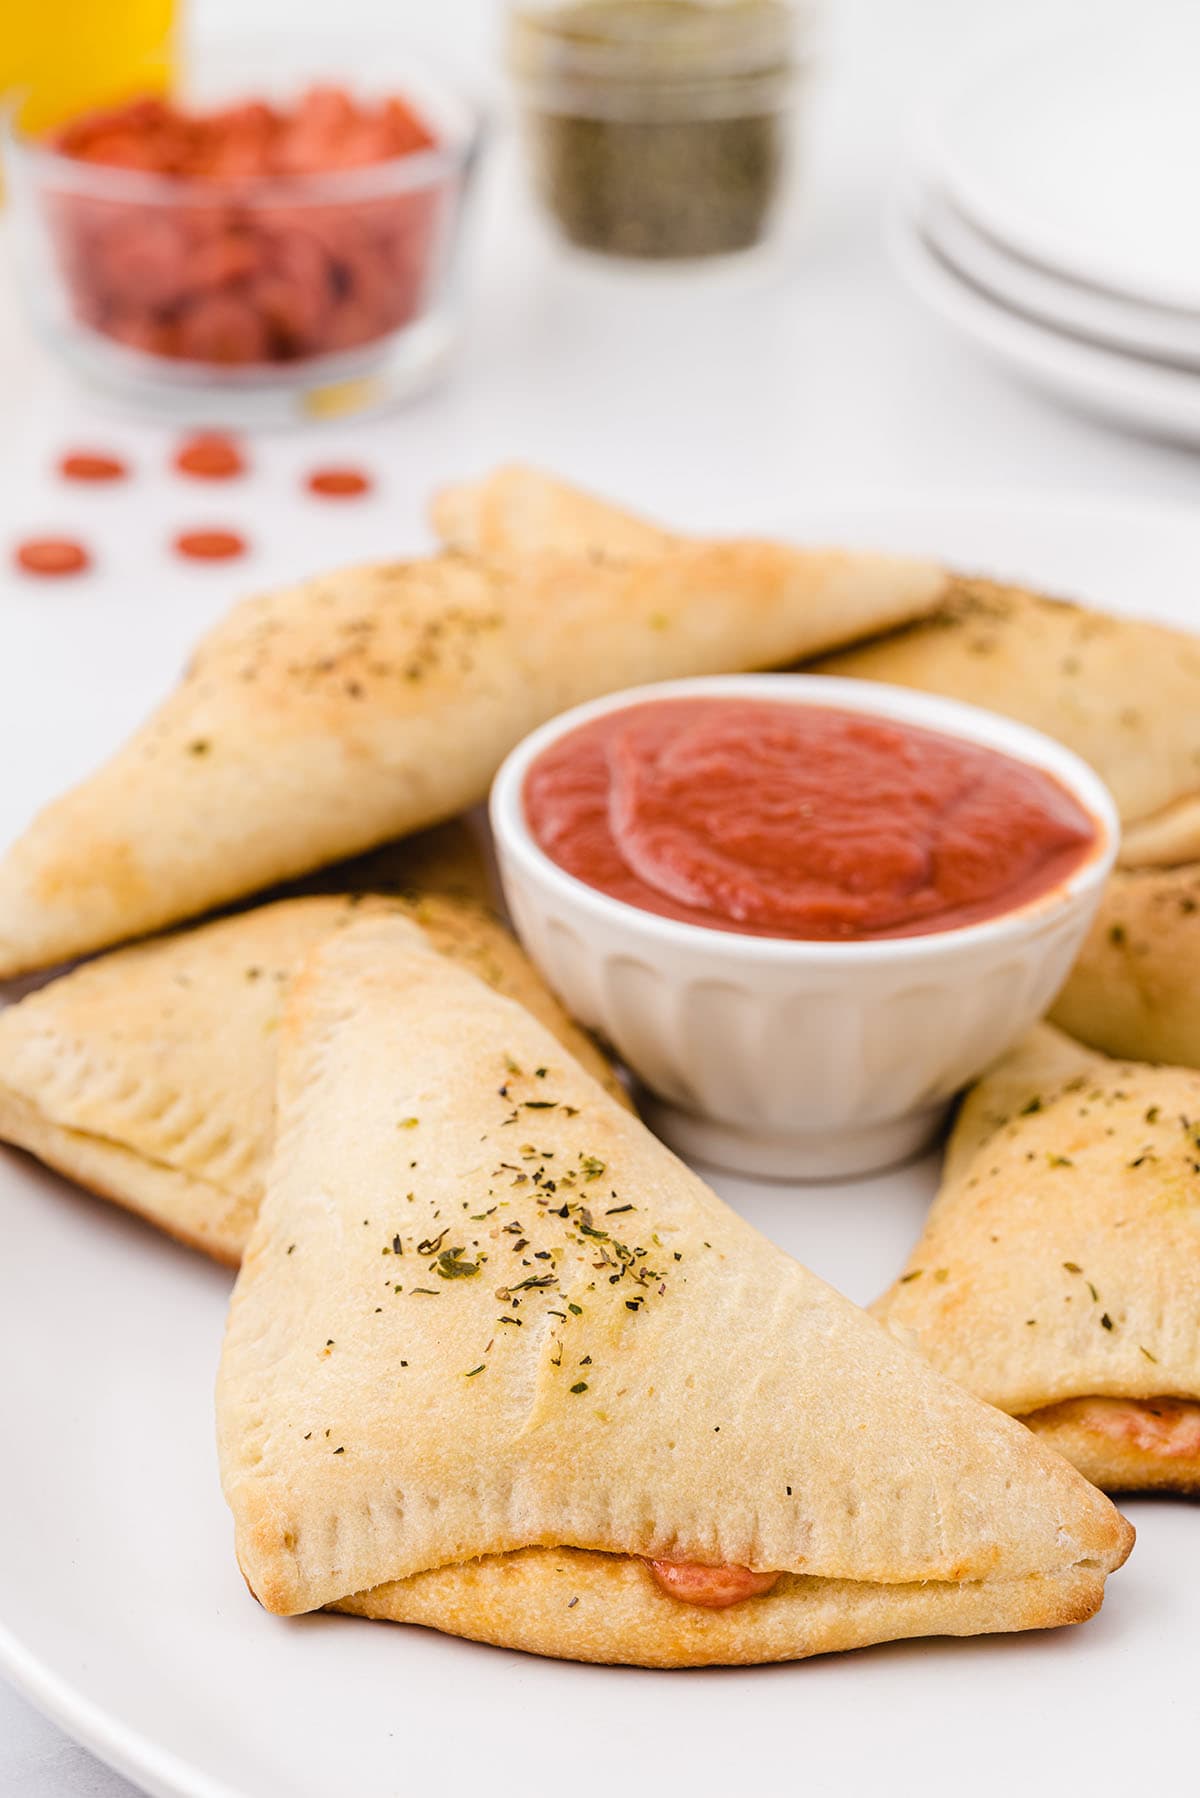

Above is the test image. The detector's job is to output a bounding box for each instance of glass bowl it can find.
[506,0,813,267]
[2,41,485,424]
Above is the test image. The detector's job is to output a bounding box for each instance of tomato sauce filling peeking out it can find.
[525,698,1101,942]
[44,88,443,367]
[1031,1396,1200,1461]
[645,1560,781,1608]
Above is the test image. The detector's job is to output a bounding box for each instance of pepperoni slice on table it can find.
[173,434,247,480]
[173,528,247,562]
[58,451,128,483]
[306,466,373,498]
[14,537,91,577]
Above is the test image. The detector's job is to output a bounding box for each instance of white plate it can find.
[925,3,1200,311]
[890,203,1200,447]
[2,494,1200,1798]
[917,180,1200,371]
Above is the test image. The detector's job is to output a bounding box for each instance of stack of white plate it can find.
[892,5,1200,444]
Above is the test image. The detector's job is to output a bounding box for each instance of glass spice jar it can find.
[507,0,808,264]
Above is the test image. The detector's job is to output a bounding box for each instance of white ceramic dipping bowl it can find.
[489,674,1119,1180]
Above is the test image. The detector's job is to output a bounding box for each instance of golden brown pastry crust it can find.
[430,464,673,561]
[816,578,1200,867]
[1051,862,1200,1066]
[876,1026,1200,1492]
[0,1084,250,1264]
[217,918,1130,1665]
[336,1548,1112,1669]
[0,893,626,1265]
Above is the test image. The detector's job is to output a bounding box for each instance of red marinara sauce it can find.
[523,698,1100,942]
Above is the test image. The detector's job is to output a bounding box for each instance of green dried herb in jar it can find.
[509,0,803,262]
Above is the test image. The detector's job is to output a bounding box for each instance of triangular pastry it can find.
[0,537,947,978]
[1050,862,1200,1067]
[430,463,674,560]
[875,1026,1200,1493]
[815,580,1200,867]
[0,893,626,1265]
[217,916,1131,1668]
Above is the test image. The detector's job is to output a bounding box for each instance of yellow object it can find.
[0,0,176,136]
[301,375,385,421]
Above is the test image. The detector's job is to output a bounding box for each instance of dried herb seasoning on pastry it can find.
[875,1025,1200,1494]
[0,529,949,979]
[0,893,626,1266]
[1050,862,1200,1067]
[216,915,1132,1669]
[814,581,1200,869]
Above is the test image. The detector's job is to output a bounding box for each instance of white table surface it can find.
[1,0,1196,1790]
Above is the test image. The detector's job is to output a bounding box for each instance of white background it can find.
[1,0,1197,1791]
